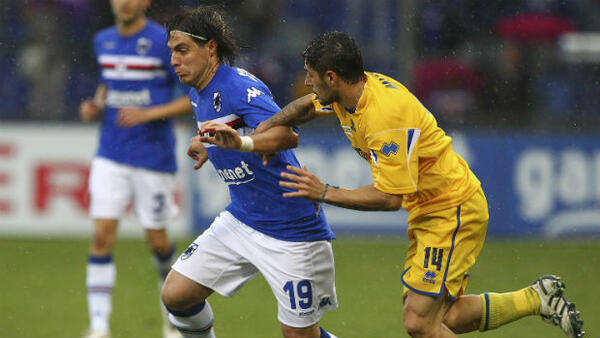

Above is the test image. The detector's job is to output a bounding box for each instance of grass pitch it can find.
[0,237,597,338]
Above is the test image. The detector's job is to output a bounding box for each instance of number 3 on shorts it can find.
[283,280,313,310]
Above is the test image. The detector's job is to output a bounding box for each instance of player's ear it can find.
[207,40,218,57]
[324,70,337,87]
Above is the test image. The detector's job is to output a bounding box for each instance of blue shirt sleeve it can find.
[233,81,281,128]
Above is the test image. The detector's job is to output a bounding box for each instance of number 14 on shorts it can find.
[283,280,313,310]
[424,246,444,271]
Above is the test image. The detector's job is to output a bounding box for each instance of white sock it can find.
[167,301,216,338]
[86,255,116,332]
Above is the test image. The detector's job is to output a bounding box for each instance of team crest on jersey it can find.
[180,243,198,260]
[136,37,152,55]
[213,92,222,112]
[380,142,399,156]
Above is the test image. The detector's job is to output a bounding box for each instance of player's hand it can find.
[79,99,102,122]
[199,121,241,150]
[255,120,271,134]
[117,107,150,127]
[279,165,325,201]
[187,136,208,170]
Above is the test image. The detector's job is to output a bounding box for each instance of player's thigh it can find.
[403,189,488,299]
[252,236,338,329]
[88,157,133,219]
[403,290,453,328]
[131,167,179,229]
[171,212,259,298]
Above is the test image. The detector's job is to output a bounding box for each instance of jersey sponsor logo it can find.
[99,54,167,80]
[342,125,352,136]
[136,37,152,55]
[106,89,151,107]
[180,243,198,260]
[380,141,399,156]
[213,92,222,112]
[215,160,255,185]
[191,101,198,107]
[246,87,263,103]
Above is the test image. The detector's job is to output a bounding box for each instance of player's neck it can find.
[194,61,221,92]
[339,79,366,112]
[116,16,147,37]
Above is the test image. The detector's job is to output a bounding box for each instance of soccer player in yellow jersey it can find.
[256,31,584,338]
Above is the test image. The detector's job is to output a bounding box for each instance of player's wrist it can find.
[239,136,254,152]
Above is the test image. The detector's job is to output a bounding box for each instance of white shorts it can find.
[88,157,179,229]
[172,211,338,328]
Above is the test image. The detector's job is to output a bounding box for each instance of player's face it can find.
[304,63,338,105]
[110,0,149,26]
[168,32,213,89]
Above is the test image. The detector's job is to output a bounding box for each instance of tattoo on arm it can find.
[267,95,316,127]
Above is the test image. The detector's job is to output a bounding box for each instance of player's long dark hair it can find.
[303,31,366,84]
[165,6,237,65]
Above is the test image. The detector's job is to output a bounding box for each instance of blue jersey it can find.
[93,20,184,172]
[190,65,335,242]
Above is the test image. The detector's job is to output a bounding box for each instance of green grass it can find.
[0,237,597,338]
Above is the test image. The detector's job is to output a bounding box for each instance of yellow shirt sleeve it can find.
[368,128,421,195]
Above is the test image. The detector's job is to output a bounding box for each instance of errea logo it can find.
[380,142,399,156]
[247,87,263,103]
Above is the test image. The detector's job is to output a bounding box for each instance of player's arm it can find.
[79,84,107,122]
[117,95,192,127]
[200,121,298,153]
[280,165,403,211]
[255,94,317,134]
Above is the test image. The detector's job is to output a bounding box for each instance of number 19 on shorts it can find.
[283,280,313,310]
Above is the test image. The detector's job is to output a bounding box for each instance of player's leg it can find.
[163,211,260,337]
[402,188,488,337]
[403,290,456,338]
[85,158,132,338]
[86,218,119,338]
[146,228,179,338]
[471,275,584,337]
[133,168,179,337]
[238,228,337,338]
[161,270,215,338]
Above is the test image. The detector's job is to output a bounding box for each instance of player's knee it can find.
[161,279,187,309]
[403,307,434,338]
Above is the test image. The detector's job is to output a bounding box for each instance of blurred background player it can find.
[159,7,338,338]
[256,31,584,338]
[78,0,191,337]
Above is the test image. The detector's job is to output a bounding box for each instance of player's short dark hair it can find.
[303,31,366,84]
[165,6,237,65]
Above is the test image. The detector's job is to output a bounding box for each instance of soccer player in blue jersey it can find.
[78,0,192,337]
[159,7,338,338]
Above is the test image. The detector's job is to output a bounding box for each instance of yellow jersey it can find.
[312,72,481,222]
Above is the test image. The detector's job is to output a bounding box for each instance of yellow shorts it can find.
[402,187,488,299]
